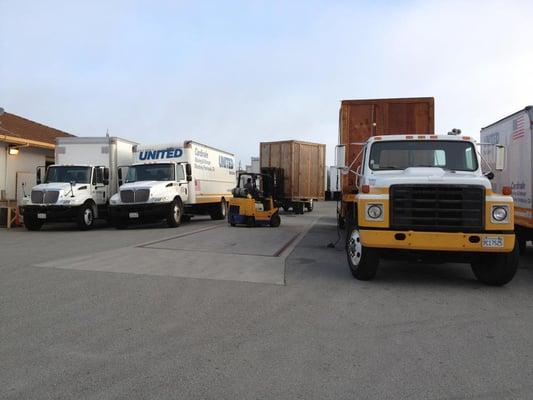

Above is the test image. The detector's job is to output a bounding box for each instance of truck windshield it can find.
[46,166,91,183]
[369,140,478,172]
[126,164,175,182]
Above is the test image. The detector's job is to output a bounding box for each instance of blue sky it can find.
[1,0,532,165]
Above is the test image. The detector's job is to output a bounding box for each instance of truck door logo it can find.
[138,148,183,160]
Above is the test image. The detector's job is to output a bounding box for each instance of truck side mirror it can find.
[118,168,123,186]
[103,167,110,185]
[336,145,349,175]
[36,166,46,184]
[186,164,192,182]
[495,145,505,171]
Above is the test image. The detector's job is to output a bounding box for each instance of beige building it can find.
[0,109,74,205]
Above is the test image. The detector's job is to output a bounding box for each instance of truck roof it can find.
[365,134,476,143]
[481,106,533,130]
[56,136,138,145]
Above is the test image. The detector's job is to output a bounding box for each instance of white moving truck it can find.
[481,106,533,254]
[20,136,136,230]
[109,141,235,228]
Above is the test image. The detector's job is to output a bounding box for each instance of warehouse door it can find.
[16,172,35,205]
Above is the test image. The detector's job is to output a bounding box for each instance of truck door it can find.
[93,167,107,205]
[176,164,189,203]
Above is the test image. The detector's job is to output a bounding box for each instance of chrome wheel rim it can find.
[84,208,93,225]
[173,204,180,221]
[221,201,226,217]
[348,229,362,266]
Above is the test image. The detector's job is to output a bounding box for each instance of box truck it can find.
[337,98,518,286]
[260,140,326,214]
[19,136,136,230]
[480,106,533,254]
[109,141,235,228]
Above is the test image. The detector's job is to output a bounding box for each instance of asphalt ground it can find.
[1,202,532,400]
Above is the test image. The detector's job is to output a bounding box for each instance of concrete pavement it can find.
[1,202,533,399]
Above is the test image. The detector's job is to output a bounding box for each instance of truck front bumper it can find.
[359,229,516,253]
[109,203,172,221]
[20,205,79,222]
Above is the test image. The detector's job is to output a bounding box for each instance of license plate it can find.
[37,213,47,219]
[129,212,139,219]
[482,236,504,248]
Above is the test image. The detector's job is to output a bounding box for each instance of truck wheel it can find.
[246,216,255,227]
[210,199,227,220]
[517,236,527,255]
[294,203,304,215]
[77,203,95,230]
[24,215,43,231]
[471,242,519,286]
[305,200,314,212]
[167,198,183,227]
[270,213,281,227]
[346,227,379,280]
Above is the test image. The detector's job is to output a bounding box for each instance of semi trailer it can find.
[481,106,533,254]
[109,141,235,228]
[19,136,136,230]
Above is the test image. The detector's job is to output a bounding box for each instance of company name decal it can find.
[139,148,183,160]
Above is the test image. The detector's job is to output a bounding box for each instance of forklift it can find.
[228,168,282,227]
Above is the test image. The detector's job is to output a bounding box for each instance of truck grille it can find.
[390,185,484,232]
[120,189,150,203]
[31,190,59,204]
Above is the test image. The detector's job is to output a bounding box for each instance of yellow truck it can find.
[337,133,518,286]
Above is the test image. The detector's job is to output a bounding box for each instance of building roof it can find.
[0,111,74,148]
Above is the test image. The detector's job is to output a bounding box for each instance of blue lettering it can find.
[139,148,183,160]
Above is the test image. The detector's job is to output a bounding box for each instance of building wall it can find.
[0,146,53,201]
[0,144,6,199]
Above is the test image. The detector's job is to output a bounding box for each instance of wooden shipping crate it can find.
[260,140,326,201]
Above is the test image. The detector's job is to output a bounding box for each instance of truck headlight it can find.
[366,203,383,220]
[491,205,508,223]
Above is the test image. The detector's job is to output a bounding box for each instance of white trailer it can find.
[20,136,136,230]
[109,141,235,228]
[481,106,533,253]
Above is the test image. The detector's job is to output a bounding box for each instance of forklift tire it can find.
[246,217,255,227]
[77,202,95,230]
[230,223,236,227]
[471,242,519,286]
[167,198,183,227]
[24,215,44,231]
[210,199,227,220]
[270,213,281,227]
[346,226,379,280]
[518,237,527,255]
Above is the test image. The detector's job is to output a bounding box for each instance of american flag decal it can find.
[512,116,525,140]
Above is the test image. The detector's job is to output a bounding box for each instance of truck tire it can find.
[471,241,519,286]
[270,213,281,227]
[305,200,314,212]
[294,203,304,215]
[77,202,95,230]
[346,227,379,280]
[210,199,227,220]
[167,198,183,227]
[24,215,44,231]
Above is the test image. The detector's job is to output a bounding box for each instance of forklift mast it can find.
[261,167,284,201]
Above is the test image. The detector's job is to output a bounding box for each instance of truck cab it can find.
[109,161,191,228]
[20,164,110,230]
[340,134,518,285]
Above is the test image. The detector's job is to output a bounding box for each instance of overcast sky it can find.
[1,0,532,166]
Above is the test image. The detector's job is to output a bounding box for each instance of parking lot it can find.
[1,201,533,399]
